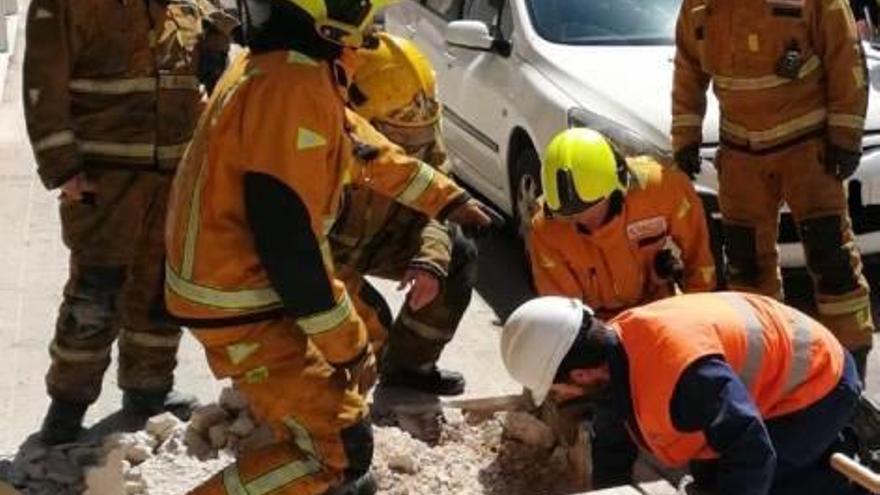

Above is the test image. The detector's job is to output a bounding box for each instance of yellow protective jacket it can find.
[23,0,233,189]
[528,158,717,318]
[672,0,869,153]
[165,51,468,365]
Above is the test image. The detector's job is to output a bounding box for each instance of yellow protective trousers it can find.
[188,319,375,495]
[717,138,874,350]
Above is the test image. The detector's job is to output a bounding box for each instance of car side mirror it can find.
[446,20,512,57]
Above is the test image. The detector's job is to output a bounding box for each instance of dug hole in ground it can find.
[0,385,607,495]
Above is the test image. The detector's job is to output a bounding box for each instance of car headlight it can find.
[567,107,671,162]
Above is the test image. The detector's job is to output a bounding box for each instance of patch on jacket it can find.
[627,217,668,242]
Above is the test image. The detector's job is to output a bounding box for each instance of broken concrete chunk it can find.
[124,479,148,495]
[228,415,255,438]
[190,404,229,433]
[219,387,249,412]
[124,443,152,466]
[502,412,556,451]
[208,423,229,450]
[183,427,214,460]
[145,413,182,443]
[83,447,125,495]
[387,453,419,474]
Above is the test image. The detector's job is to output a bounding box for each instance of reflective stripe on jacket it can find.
[23,0,231,188]
[613,291,845,467]
[164,51,466,364]
[672,0,869,153]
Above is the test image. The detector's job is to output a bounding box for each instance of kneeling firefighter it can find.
[331,33,479,396]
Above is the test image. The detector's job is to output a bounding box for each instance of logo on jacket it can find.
[626,217,668,242]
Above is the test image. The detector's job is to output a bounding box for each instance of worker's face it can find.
[561,198,611,232]
[548,365,611,404]
[373,120,437,158]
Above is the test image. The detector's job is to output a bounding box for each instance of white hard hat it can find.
[501,296,588,406]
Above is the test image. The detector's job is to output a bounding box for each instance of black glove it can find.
[674,143,702,180]
[654,248,685,286]
[824,142,861,180]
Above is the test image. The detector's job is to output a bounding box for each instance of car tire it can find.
[510,145,542,239]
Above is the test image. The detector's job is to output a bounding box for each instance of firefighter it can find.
[331,32,478,396]
[502,294,866,495]
[671,0,874,379]
[23,0,235,445]
[528,128,717,320]
[163,1,493,493]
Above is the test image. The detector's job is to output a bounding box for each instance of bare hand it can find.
[398,268,441,312]
[60,174,97,203]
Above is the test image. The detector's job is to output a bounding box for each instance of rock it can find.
[228,415,255,438]
[444,409,465,427]
[502,412,556,450]
[387,453,419,474]
[160,435,182,455]
[145,413,182,443]
[124,479,148,495]
[219,387,249,412]
[183,427,213,460]
[24,461,46,481]
[190,404,228,433]
[124,465,142,482]
[83,447,125,495]
[124,443,152,466]
[69,447,100,468]
[208,423,229,450]
[44,454,80,485]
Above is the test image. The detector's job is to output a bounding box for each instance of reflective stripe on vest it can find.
[720,108,827,148]
[69,75,200,95]
[714,55,821,91]
[719,293,816,395]
[717,293,765,389]
[296,292,353,336]
[34,130,76,152]
[396,161,435,206]
[165,263,283,311]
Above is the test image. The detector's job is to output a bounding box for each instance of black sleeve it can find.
[243,171,337,319]
[671,357,776,495]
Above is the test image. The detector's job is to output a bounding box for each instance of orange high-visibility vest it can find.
[612,292,845,467]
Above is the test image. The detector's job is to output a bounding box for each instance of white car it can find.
[385,0,880,269]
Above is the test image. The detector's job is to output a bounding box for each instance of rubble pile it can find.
[3,389,585,494]
[373,409,585,495]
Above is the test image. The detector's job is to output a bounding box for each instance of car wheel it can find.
[511,146,542,239]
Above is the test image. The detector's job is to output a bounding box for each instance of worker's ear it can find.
[569,366,610,386]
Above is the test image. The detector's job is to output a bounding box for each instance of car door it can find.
[442,0,516,201]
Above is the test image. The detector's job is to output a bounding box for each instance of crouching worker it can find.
[331,32,478,396]
[529,128,716,320]
[501,293,866,495]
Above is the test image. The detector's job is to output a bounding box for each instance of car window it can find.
[425,0,465,20]
[525,0,680,45]
[463,0,499,26]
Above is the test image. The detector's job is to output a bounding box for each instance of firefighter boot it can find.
[382,366,466,396]
[122,389,199,420]
[326,472,378,495]
[39,399,89,446]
